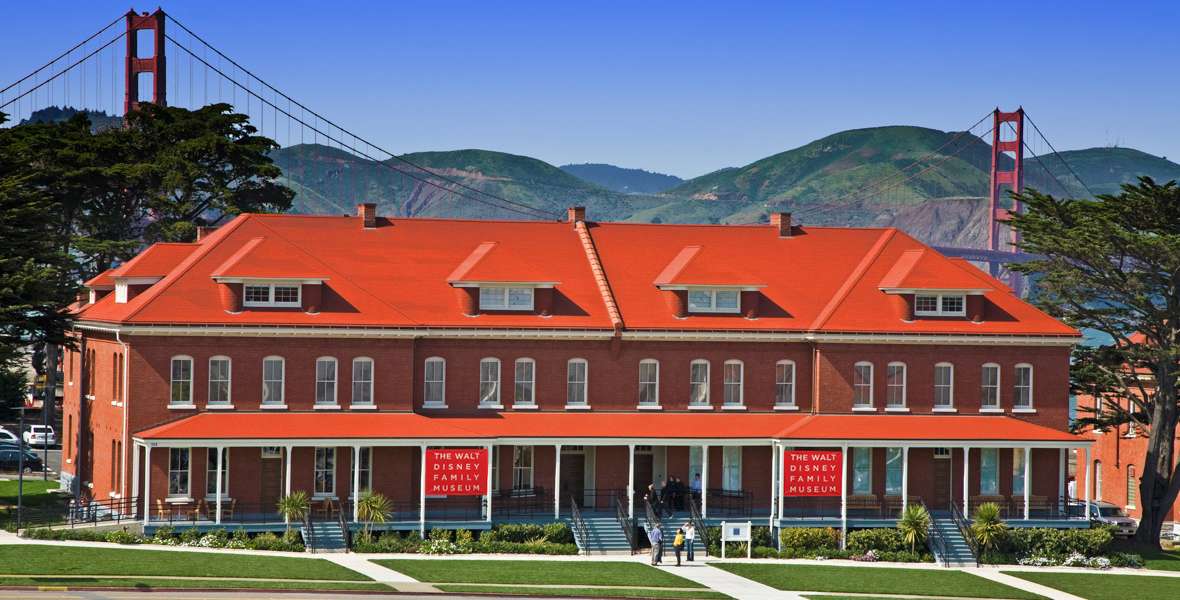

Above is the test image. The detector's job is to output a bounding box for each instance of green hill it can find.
[559,163,684,194]
[1043,147,1180,196]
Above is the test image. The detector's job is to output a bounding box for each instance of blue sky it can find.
[2,0,1177,178]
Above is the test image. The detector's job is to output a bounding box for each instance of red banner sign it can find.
[783,451,843,496]
[426,449,489,495]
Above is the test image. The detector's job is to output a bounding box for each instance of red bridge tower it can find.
[124,9,166,113]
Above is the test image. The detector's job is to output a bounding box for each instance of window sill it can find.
[885,407,910,413]
[204,496,233,502]
[979,408,1004,413]
[565,404,592,410]
[1012,408,1037,414]
[932,407,958,413]
[259,404,288,410]
[688,405,713,411]
[206,404,235,410]
[852,406,877,412]
[512,404,539,410]
[311,494,337,501]
[775,405,799,411]
[313,404,342,410]
[721,405,747,411]
[421,404,449,410]
[168,404,197,410]
[349,404,377,410]
[478,404,504,410]
[637,405,663,411]
[166,497,194,504]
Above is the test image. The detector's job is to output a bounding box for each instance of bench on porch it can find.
[970,495,1009,510]
[883,495,920,514]
[846,494,880,516]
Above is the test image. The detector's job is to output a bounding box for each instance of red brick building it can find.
[62,207,1090,532]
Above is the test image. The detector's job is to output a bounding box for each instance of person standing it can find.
[690,473,702,501]
[673,528,685,566]
[683,521,696,561]
[649,524,663,565]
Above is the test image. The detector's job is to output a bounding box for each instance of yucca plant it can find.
[276,491,311,535]
[971,502,1008,551]
[356,488,393,537]
[896,503,931,553]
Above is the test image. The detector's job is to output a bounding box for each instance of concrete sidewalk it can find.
[651,562,807,600]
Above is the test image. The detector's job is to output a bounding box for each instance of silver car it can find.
[1088,501,1138,537]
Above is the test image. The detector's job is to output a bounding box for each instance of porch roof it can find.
[133,411,1089,445]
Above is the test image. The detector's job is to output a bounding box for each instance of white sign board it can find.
[720,521,752,559]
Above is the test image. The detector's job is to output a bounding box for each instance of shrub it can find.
[105,528,141,544]
[897,503,930,553]
[971,503,1008,551]
[999,526,1113,559]
[248,530,304,552]
[847,528,905,553]
[541,522,575,545]
[779,527,841,550]
[750,526,775,549]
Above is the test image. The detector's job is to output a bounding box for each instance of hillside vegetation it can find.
[559,163,684,194]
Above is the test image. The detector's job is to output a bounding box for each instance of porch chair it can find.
[186,499,208,521]
[218,498,236,520]
[155,499,169,520]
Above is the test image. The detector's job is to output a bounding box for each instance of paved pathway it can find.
[970,569,1086,600]
[651,562,808,600]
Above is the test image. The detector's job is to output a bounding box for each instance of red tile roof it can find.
[83,269,116,289]
[652,246,764,287]
[109,243,200,279]
[446,241,558,284]
[209,236,330,280]
[878,249,991,291]
[778,414,1084,443]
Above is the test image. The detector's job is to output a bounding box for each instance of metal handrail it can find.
[686,493,710,550]
[16,496,140,529]
[334,499,350,552]
[950,501,981,566]
[644,497,661,533]
[919,500,949,568]
[614,494,637,554]
[568,496,590,555]
[302,510,316,553]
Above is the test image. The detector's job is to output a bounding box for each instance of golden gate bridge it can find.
[0,9,1096,295]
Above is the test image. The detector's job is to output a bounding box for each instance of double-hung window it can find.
[566,359,588,406]
[243,283,301,307]
[514,359,535,406]
[885,448,903,494]
[981,363,1000,409]
[262,357,284,405]
[639,359,659,406]
[480,359,502,407]
[722,446,741,491]
[424,358,446,406]
[352,358,373,405]
[886,362,906,408]
[934,362,954,408]
[316,358,337,406]
[852,448,871,495]
[314,448,335,496]
[914,293,966,316]
[687,289,740,313]
[853,362,873,408]
[206,448,229,498]
[980,448,999,495]
[480,286,533,310]
[689,360,710,406]
[208,357,231,405]
[168,448,190,497]
[723,361,744,407]
[1013,364,1033,409]
[170,356,193,405]
[513,445,534,489]
[776,360,796,408]
[1013,448,1026,495]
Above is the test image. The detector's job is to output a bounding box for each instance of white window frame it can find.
[314,447,336,497]
[1013,448,1026,495]
[206,448,229,499]
[170,356,193,406]
[513,445,534,489]
[981,363,1001,410]
[208,356,231,406]
[689,360,710,407]
[168,447,190,498]
[934,362,954,409]
[1013,364,1033,410]
[776,360,797,409]
[722,360,744,408]
[315,357,338,406]
[886,362,906,408]
[1094,460,1103,501]
[1127,465,1136,509]
[885,447,903,494]
[424,357,446,407]
[479,286,534,310]
[566,358,588,408]
[351,357,374,406]
[980,448,999,495]
[853,362,874,408]
[687,288,741,313]
[638,359,659,407]
[356,447,372,493]
[852,447,871,495]
[514,358,535,407]
[722,446,741,491]
[243,282,302,307]
[914,293,966,316]
[262,356,285,407]
[480,358,502,408]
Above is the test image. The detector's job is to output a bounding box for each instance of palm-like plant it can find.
[355,488,393,537]
[896,503,931,553]
[970,502,1008,551]
[276,491,311,535]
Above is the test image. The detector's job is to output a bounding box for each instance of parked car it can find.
[1086,500,1139,537]
[0,447,43,473]
[22,425,55,447]
[0,428,19,445]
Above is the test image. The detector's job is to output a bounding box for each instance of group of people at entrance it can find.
[646,474,703,514]
[649,522,695,566]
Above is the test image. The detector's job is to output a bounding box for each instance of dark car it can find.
[0,447,43,473]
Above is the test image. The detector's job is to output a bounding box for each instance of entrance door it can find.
[261,450,283,507]
[634,453,654,505]
[560,453,586,507]
[933,456,951,509]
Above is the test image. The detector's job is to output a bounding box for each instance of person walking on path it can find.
[673,528,684,566]
[649,524,663,565]
[683,522,696,561]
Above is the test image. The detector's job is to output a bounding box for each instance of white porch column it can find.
[142,445,152,527]
[131,442,140,517]
[352,446,361,523]
[485,444,493,525]
[419,442,427,537]
[215,446,225,525]
[1059,448,1067,508]
[840,444,848,547]
[769,442,778,529]
[776,444,785,522]
[284,446,293,497]
[1082,447,1091,520]
[701,445,710,520]
[1023,446,1032,520]
[627,444,636,519]
[553,444,562,520]
[962,447,971,515]
[901,446,910,511]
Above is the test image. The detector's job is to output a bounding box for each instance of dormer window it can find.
[244,283,302,307]
[914,293,965,316]
[687,289,740,313]
[479,286,534,310]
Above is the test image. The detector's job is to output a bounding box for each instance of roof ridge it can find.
[575,222,623,331]
[808,228,898,331]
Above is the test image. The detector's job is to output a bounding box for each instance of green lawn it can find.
[1109,542,1180,571]
[0,545,369,581]
[1007,572,1180,600]
[0,480,63,508]
[374,559,705,588]
[714,564,1045,600]
[0,577,391,591]
[436,585,730,599]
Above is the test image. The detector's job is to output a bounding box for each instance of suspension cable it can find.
[0,14,124,97]
[1023,113,1096,199]
[0,32,127,113]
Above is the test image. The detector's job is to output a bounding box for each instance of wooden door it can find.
[933,458,951,509]
[634,454,654,504]
[560,453,586,507]
[261,456,282,507]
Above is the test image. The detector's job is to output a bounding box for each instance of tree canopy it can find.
[1009,177,1180,545]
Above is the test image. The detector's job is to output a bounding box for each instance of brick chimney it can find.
[568,206,586,226]
[770,213,792,238]
[358,203,377,229]
[196,226,219,241]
